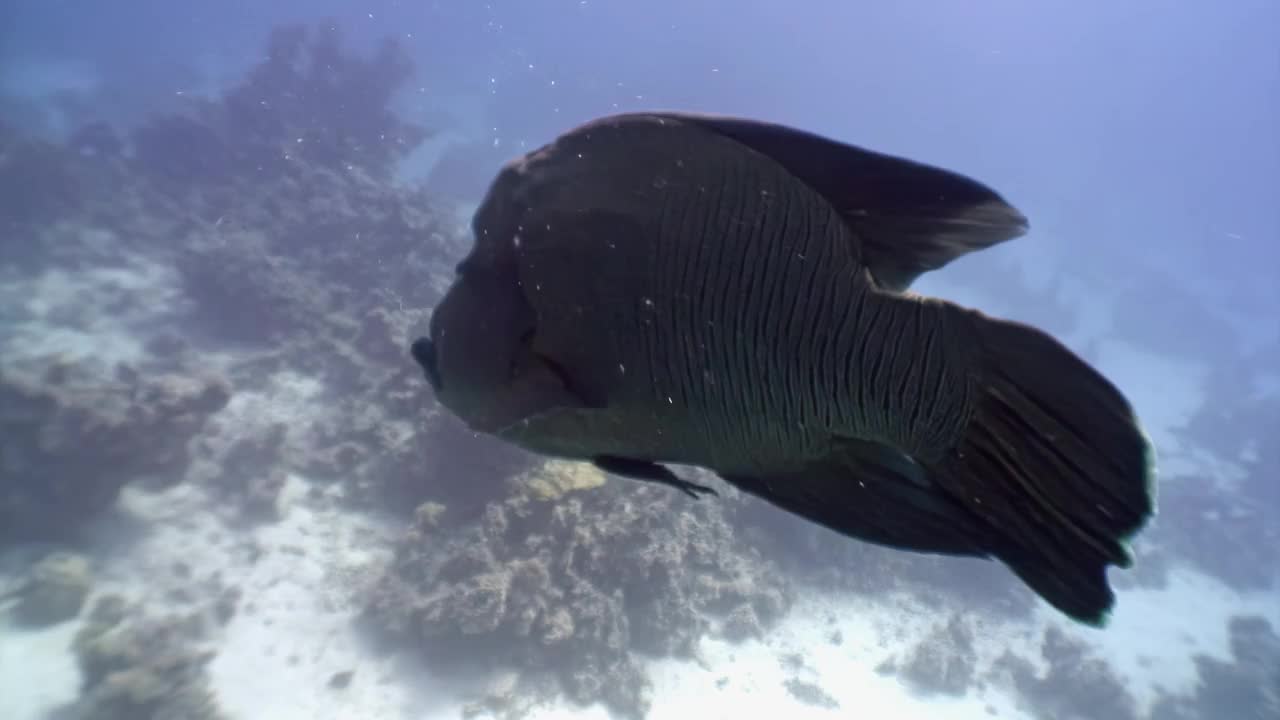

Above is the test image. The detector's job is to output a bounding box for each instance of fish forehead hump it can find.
[473,113,857,263]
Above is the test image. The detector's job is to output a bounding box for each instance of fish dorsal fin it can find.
[646,112,1029,292]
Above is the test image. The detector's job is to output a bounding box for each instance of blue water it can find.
[1,2,1276,719]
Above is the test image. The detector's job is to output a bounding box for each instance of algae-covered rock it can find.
[720,603,763,643]
[521,460,607,501]
[14,551,93,627]
[70,597,229,720]
[897,615,978,697]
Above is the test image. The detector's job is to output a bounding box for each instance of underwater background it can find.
[1,1,1276,719]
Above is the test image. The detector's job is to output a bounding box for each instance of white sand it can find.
[0,614,81,719]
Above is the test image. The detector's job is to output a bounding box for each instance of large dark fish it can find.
[411,111,1157,626]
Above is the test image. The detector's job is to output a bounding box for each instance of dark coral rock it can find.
[131,113,235,186]
[0,125,136,260]
[784,678,839,709]
[130,21,428,197]
[221,23,426,181]
[365,412,538,520]
[0,361,230,544]
[192,421,291,524]
[327,670,355,690]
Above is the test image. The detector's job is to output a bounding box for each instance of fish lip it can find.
[410,337,442,391]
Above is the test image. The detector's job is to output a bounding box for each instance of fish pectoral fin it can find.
[485,351,601,435]
[646,111,1027,292]
[719,442,995,557]
[593,456,718,499]
[527,349,609,410]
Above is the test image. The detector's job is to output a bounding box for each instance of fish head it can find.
[411,249,532,430]
[411,243,584,437]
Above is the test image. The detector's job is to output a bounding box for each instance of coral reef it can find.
[990,626,1138,720]
[0,360,230,544]
[0,19,473,532]
[1150,614,1280,720]
[888,615,979,698]
[364,459,792,719]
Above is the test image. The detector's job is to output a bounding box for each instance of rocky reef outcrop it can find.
[0,360,230,543]
[364,460,792,719]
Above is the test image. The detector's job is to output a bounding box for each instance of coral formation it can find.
[67,594,229,720]
[364,459,792,719]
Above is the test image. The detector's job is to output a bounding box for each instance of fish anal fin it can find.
[593,456,717,499]
[720,441,994,558]
[643,111,1028,291]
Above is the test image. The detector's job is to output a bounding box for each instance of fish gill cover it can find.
[0,17,1276,720]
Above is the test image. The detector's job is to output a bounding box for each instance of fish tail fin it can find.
[928,309,1157,626]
